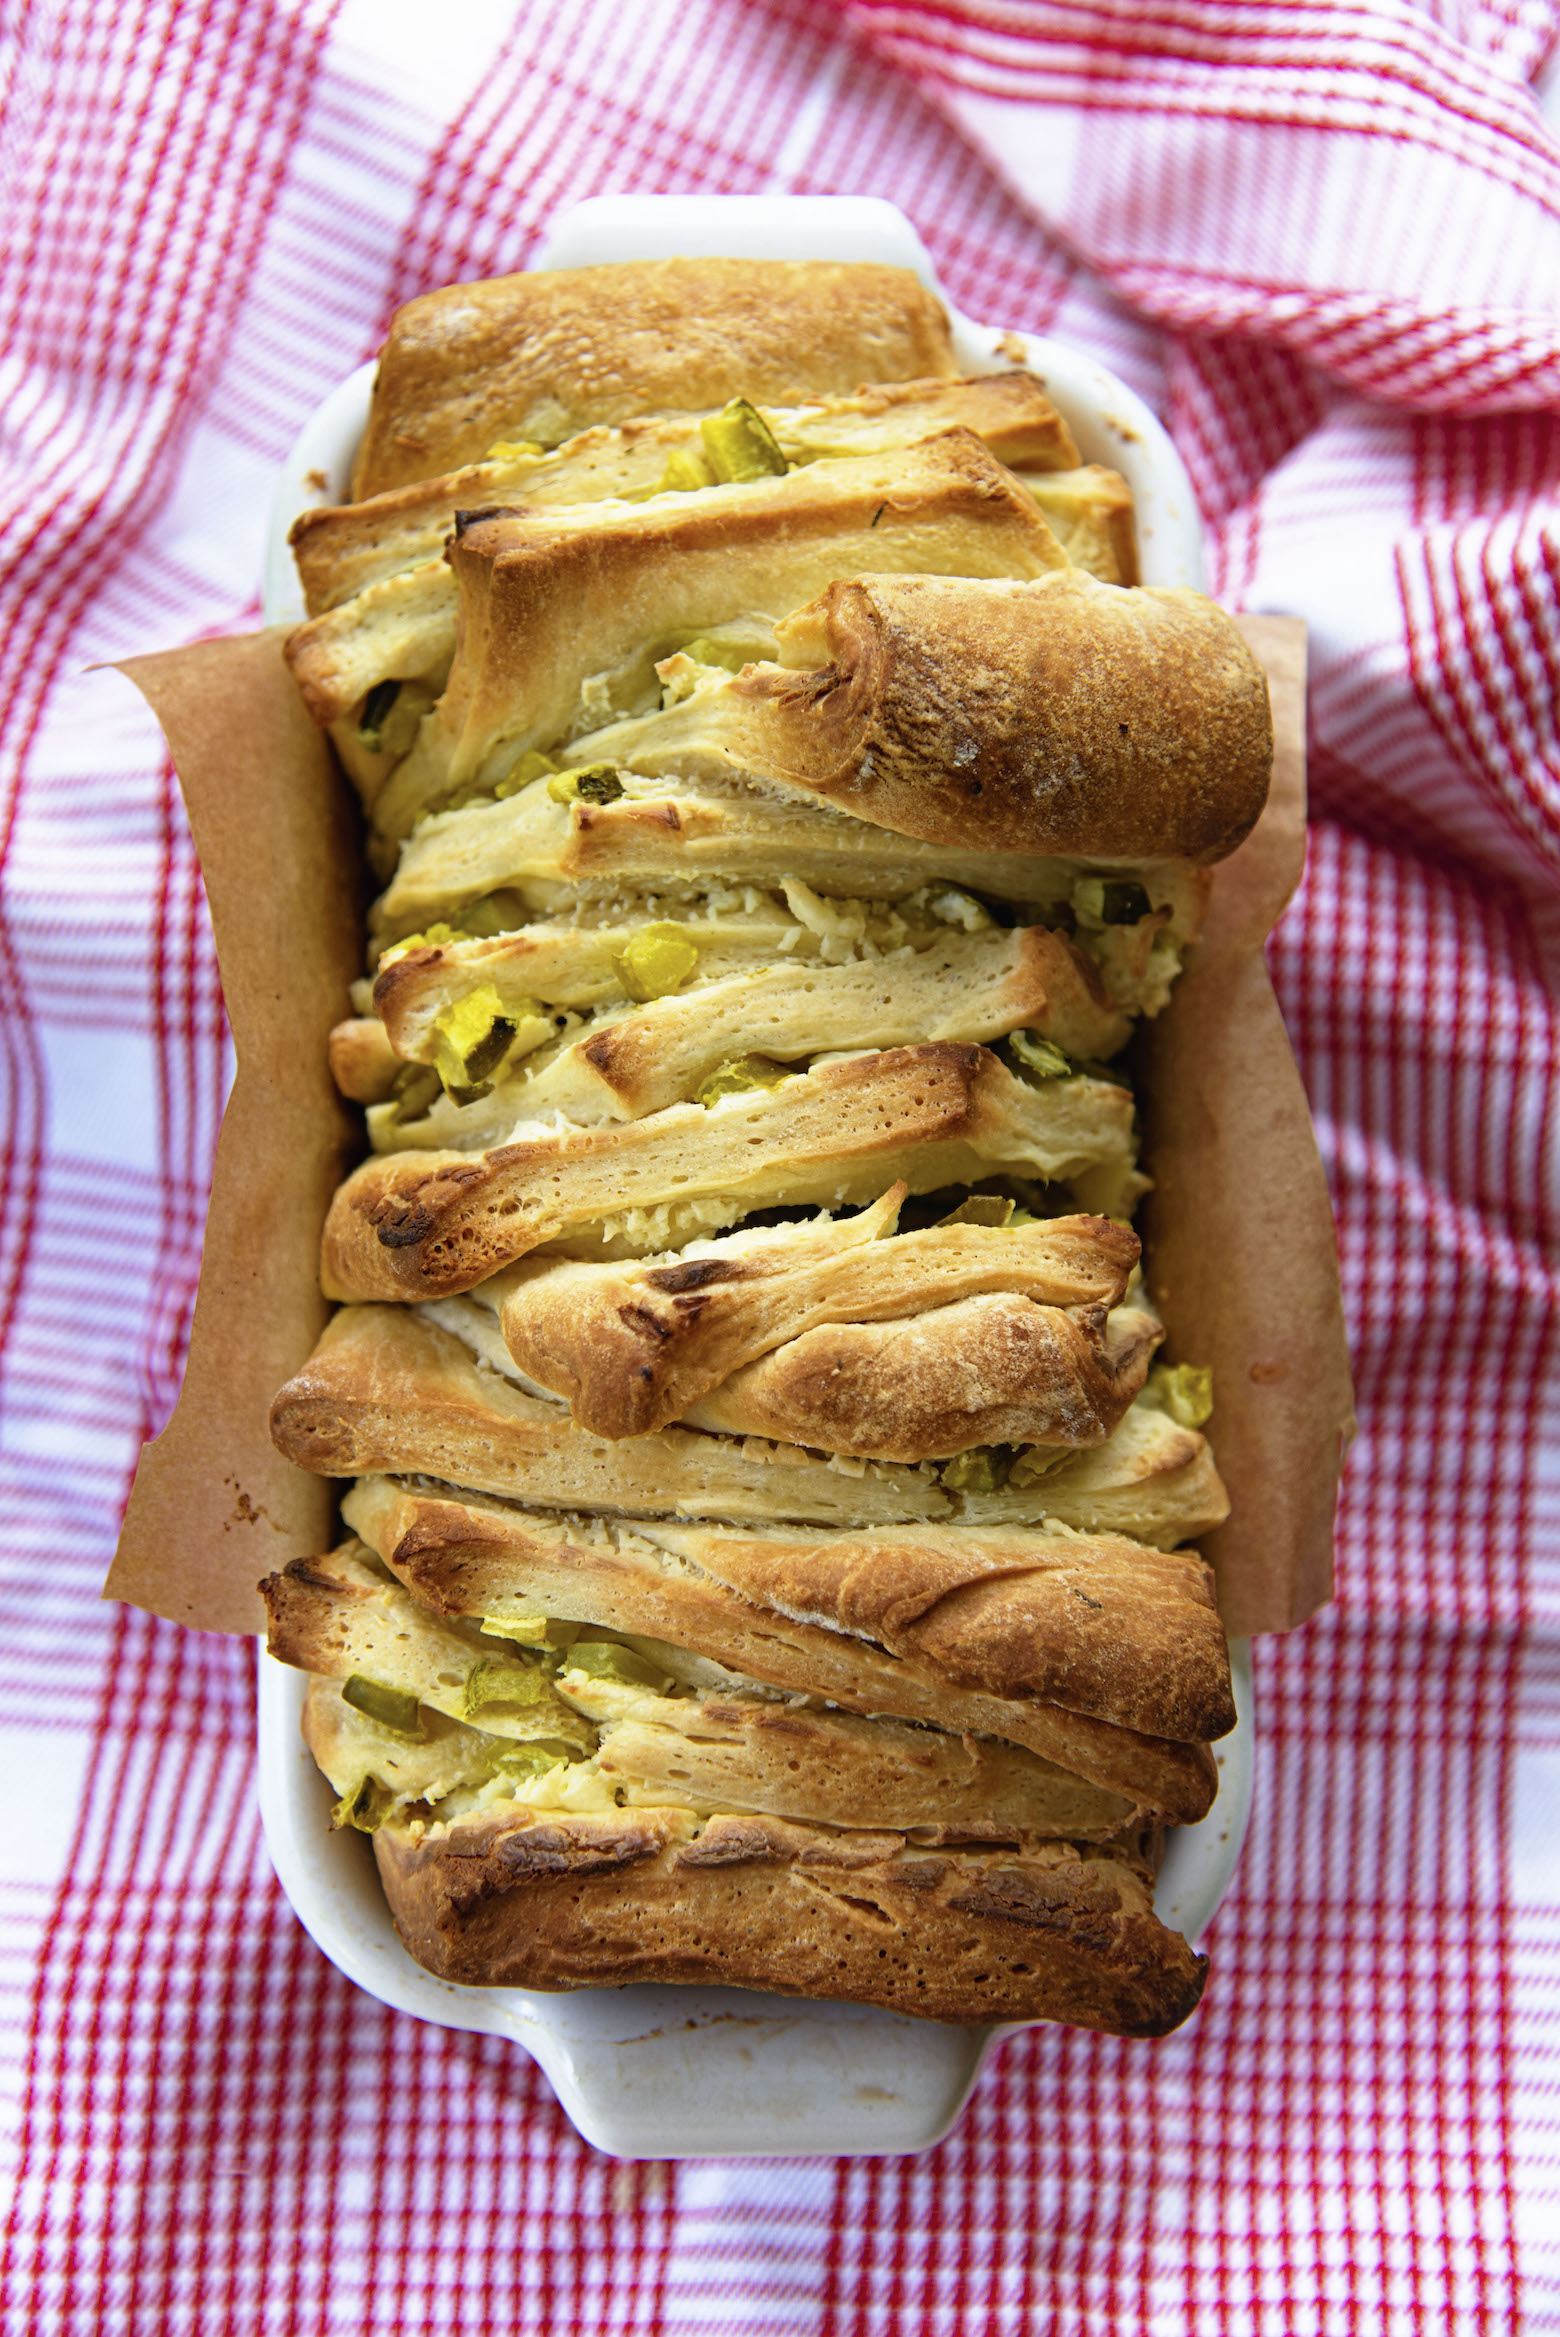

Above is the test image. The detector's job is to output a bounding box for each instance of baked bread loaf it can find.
[264,257,1269,2036]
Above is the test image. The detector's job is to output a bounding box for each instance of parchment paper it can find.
[106,615,1350,1638]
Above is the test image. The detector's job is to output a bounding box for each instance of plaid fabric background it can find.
[0,1,1556,2327]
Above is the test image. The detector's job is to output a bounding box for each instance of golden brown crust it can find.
[376,778,1211,934]
[678,573,1273,862]
[372,1803,1208,2032]
[650,1519,1232,1744]
[351,258,961,496]
[271,1302,960,1531]
[495,1196,1140,1439]
[503,925,1127,1128]
[320,1044,1137,1299]
[686,1293,1160,1458]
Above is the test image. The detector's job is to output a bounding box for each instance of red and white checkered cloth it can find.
[0,2,1556,2327]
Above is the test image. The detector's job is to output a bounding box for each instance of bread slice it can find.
[296,373,1081,616]
[269,1300,1224,1536]
[349,258,961,496]
[320,1044,1140,1296]
[344,430,1057,828]
[269,1360,1233,1740]
[368,1789,1207,2031]
[269,1549,1146,1841]
[485,1193,1141,1437]
[369,923,1129,1144]
[371,765,1218,959]
[573,572,1273,863]
[1028,464,1137,582]
[363,1771,1204,2032]
[341,1475,1221,1820]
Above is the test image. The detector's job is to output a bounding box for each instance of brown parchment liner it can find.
[105,613,1350,1639]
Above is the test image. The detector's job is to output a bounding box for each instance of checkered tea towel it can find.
[0,2,1556,2329]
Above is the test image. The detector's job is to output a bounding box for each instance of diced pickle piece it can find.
[547,764,624,807]
[675,634,753,673]
[333,1775,398,1832]
[462,1658,553,1720]
[1008,1444,1071,1486]
[357,679,400,751]
[1010,1029,1072,1081]
[377,921,460,970]
[617,923,700,1002]
[1149,1362,1214,1428]
[356,679,434,759]
[696,1054,795,1106]
[699,398,789,483]
[388,1062,442,1125]
[938,1195,1016,1228]
[494,749,557,802]
[658,446,716,493]
[458,890,526,938]
[483,1615,581,1651]
[341,1676,423,1736]
[431,985,520,1103]
[940,1447,1014,1496]
[1073,876,1154,927]
[560,1642,672,1693]
[494,1741,582,1777]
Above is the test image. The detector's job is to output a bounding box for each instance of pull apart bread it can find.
[264,258,1272,2035]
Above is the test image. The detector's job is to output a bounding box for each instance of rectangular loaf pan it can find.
[106,194,1348,2159]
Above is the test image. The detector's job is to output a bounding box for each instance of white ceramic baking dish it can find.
[256,192,1252,2161]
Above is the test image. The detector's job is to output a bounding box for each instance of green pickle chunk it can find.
[1073,876,1154,927]
[356,679,401,752]
[341,1676,423,1736]
[430,984,522,1103]
[356,679,430,760]
[698,398,789,483]
[561,1642,671,1693]
[457,890,525,938]
[1009,1030,1072,1081]
[617,924,700,1002]
[546,764,624,807]
[675,634,755,673]
[1149,1362,1214,1428]
[333,1776,397,1832]
[387,1062,442,1125]
[657,446,716,493]
[939,1447,1014,1496]
[494,1741,582,1780]
[696,1054,794,1106]
[938,1195,1015,1228]
[485,1614,581,1650]
[462,1658,555,1720]
[494,749,557,801]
